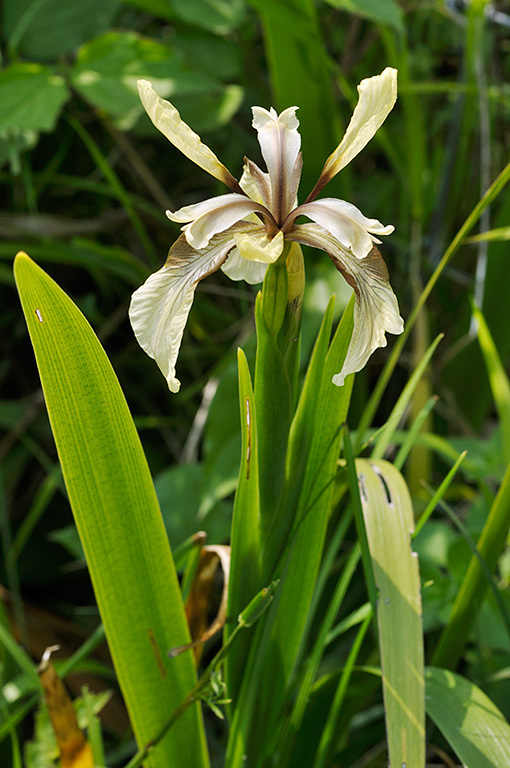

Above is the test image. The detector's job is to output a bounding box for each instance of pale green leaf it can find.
[358,459,425,768]
[71,31,220,127]
[324,0,404,34]
[426,667,510,768]
[0,64,68,134]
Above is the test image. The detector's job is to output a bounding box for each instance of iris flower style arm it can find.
[130,69,403,392]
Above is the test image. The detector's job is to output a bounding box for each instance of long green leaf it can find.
[226,300,354,768]
[426,667,510,768]
[357,459,425,768]
[225,349,262,702]
[14,252,208,768]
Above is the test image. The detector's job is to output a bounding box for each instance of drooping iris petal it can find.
[289,198,394,259]
[309,68,397,198]
[138,80,240,191]
[129,231,236,392]
[288,223,403,386]
[251,105,302,224]
[166,193,268,249]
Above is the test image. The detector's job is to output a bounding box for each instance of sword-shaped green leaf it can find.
[14,252,209,768]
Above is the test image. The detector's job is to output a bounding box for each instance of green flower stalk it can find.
[129,69,403,390]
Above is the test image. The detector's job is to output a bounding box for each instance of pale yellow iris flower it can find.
[129,68,404,392]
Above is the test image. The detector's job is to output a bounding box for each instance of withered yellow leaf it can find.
[39,648,94,768]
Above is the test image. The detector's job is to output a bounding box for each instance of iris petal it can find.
[166,194,266,249]
[221,247,268,284]
[309,68,397,199]
[129,231,236,392]
[288,223,403,385]
[251,105,301,222]
[138,80,240,191]
[289,198,394,259]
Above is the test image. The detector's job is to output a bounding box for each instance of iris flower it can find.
[129,68,404,392]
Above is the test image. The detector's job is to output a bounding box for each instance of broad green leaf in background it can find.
[169,0,246,34]
[323,0,404,34]
[154,462,232,547]
[120,0,174,19]
[14,253,209,768]
[0,64,68,134]
[426,667,510,768]
[358,459,425,768]
[3,0,119,59]
[71,31,243,131]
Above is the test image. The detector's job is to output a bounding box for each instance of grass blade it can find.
[432,457,510,670]
[357,159,510,444]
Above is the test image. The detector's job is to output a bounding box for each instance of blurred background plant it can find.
[1,0,510,766]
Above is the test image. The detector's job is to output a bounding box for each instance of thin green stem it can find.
[124,585,276,768]
[414,451,467,537]
[431,457,510,669]
[67,116,158,265]
[313,613,372,768]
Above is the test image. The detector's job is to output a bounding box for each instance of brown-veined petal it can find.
[129,230,237,392]
[241,158,271,208]
[166,193,269,249]
[287,198,394,259]
[251,106,302,224]
[137,80,241,192]
[288,223,403,385]
[307,68,397,200]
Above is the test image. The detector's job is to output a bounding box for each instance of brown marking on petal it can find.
[164,232,238,276]
[243,157,272,208]
[331,254,358,295]
[285,151,303,215]
[330,246,389,296]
